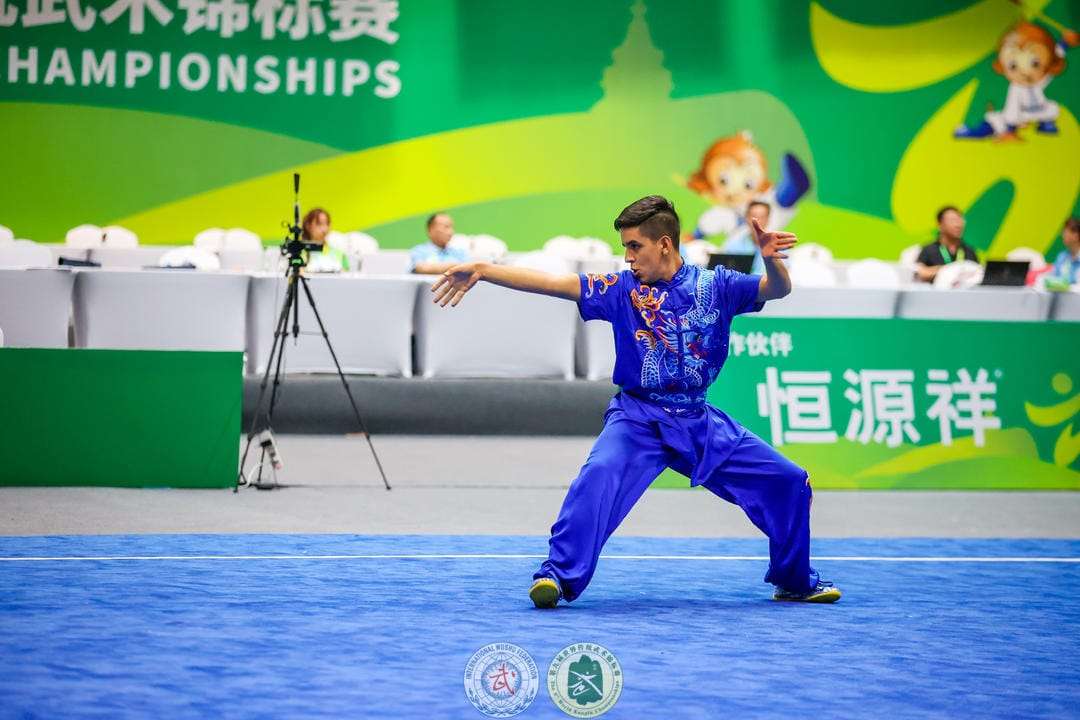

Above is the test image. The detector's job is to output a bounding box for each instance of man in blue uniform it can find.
[431,195,840,605]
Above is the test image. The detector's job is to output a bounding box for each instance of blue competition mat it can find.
[1,535,1078,719]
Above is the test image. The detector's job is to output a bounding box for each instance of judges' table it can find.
[73,269,250,350]
[897,286,1052,321]
[1050,291,1080,321]
[247,272,421,376]
[0,268,76,348]
[759,286,899,318]
[415,280,577,379]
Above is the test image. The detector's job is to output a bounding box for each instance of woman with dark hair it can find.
[301,207,349,272]
[1050,217,1080,284]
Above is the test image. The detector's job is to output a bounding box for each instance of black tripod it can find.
[237,173,391,492]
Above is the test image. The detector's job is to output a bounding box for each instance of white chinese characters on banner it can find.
[756,367,1000,449]
[100,0,174,34]
[757,368,838,446]
[843,369,921,447]
[8,0,400,41]
[19,0,95,30]
[926,368,1001,446]
[730,331,792,359]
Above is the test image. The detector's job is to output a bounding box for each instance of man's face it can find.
[745,204,771,235]
[1064,226,1080,253]
[621,226,669,284]
[938,210,965,241]
[428,214,454,248]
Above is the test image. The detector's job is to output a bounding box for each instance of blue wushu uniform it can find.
[534,263,819,599]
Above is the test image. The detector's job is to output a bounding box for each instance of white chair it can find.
[448,233,473,253]
[511,251,574,274]
[682,239,720,268]
[0,240,53,268]
[787,259,838,287]
[543,236,586,261]
[788,242,834,265]
[193,228,226,253]
[933,259,984,289]
[470,234,509,262]
[327,231,379,271]
[223,228,262,252]
[899,244,922,267]
[102,225,138,248]
[845,259,901,288]
[0,225,13,243]
[1006,246,1047,271]
[158,246,222,271]
[579,237,613,260]
[65,224,104,249]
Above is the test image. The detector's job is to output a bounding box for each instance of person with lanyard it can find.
[301,207,349,272]
[410,212,468,274]
[1049,217,1080,285]
[431,195,841,606]
[914,206,980,283]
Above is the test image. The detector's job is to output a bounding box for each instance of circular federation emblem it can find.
[547,643,623,717]
[464,643,540,718]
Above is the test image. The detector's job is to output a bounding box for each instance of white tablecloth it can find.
[89,246,175,268]
[0,268,75,347]
[1050,291,1080,321]
[73,269,249,350]
[897,286,1052,321]
[759,287,899,318]
[247,273,420,376]
[415,281,576,379]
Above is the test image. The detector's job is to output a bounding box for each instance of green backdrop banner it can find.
[1,1,1078,258]
[0,348,242,487]
[649,317,1080,489]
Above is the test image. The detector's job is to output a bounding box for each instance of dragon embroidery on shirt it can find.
[630,268,724,402]
[584,273,620,298]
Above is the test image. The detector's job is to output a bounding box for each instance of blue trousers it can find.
[534,392,818,601]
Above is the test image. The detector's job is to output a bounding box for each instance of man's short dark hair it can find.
[936,205,961,223]
[614,195,680,248]
[747,200,771,215]
[426,212,448,229]
[1065,216,1079,234]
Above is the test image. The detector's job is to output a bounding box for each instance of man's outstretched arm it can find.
[431,262,581,307]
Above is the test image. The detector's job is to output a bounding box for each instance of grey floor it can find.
[2,435,1078,537]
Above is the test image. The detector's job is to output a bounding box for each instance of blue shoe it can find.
[775,152,811,208]
[529,576,561,608]
[1037,120,1058,134]
[954,121,994,139]
[773,579,842,603]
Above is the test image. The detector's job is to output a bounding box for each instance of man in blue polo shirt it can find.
[410,212,468,274]
[431,195,840,606]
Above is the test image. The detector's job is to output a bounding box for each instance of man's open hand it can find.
[431,262,483,307]
[749,217,798,260]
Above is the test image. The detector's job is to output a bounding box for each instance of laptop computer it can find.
[981,260,1029,287]
[706,252,755,274]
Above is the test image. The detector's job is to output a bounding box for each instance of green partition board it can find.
[653,317,1080,490]
[0,349,242,488]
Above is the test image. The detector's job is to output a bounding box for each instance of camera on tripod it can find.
[280,172,325,268]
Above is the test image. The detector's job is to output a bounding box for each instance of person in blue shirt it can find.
[410,212,468,274]
[432,195,841,606]
[717,200,772,275]
[1050,217,1080,284]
